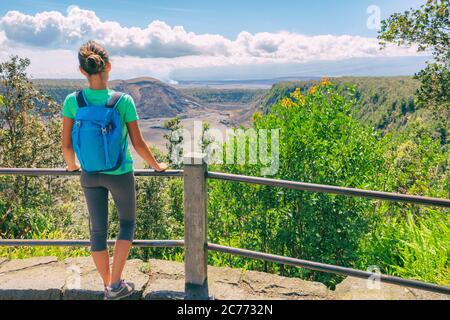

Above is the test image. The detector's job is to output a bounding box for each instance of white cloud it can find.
[0,30,7,49]
[0,6,233,58]
[0,6,425,80]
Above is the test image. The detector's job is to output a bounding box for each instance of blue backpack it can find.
[72,90,130,173]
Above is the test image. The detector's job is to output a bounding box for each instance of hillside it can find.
[110,77,201,118]
[179,87,266,105]
[251,76,423,133]
[34,77,201,119]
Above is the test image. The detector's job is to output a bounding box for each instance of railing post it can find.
[183,154,209,300]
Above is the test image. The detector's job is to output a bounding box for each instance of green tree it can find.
[0,57,62,168]
[208,81,385,286]
[0,56,81,242]
[379,0,449,143]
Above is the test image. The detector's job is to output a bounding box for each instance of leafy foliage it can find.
[207,79,448,286]
[208,81,385,286]
[359,209,449,285]
[258,77,421,131]
[0,56,85,255]
[379,0,449,143]
[0,230,88,260]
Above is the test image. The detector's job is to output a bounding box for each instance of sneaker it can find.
[104,280,135,300]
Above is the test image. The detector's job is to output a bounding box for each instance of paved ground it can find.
[0,257,447,300]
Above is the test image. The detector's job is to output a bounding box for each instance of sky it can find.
[0,0,429,82]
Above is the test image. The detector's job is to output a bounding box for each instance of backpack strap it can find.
[106,92,124,109]
[76,90,88,108]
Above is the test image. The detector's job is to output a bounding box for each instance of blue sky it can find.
[0,1,428,80]
[0,0,425,38]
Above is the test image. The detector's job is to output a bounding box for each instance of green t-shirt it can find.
[62,88,139,175]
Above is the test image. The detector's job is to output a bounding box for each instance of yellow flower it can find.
[320,77,331,86]
[281,97,295,108]
[309,85,318,94]
[290,87,301,99]
[298,95,306,104]
[252,111,263,121]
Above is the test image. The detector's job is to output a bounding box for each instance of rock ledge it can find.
[0,257,446,300]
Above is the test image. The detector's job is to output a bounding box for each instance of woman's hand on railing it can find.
[155,162,168,172]
[66,164,81,172]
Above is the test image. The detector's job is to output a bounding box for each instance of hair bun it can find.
[78,41,109,75]
[86,53,105,73]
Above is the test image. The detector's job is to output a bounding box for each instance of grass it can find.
[0,230,89,261]
[359,209,449,285]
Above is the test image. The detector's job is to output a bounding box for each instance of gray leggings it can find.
[80,171,136,252]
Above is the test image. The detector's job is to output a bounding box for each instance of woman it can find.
[61,40,168,300]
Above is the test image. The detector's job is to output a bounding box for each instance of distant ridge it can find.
[110,76,162,86]
[176,76,322,88]
[111,77,201,118]
[34,77,201,119]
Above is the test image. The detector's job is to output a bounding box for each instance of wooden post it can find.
[183,154,209,300]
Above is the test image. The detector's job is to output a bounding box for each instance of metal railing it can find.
[207,172,450,208]
[0,239,184,248]
[0,168,183,178]
[0,158,449,299]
